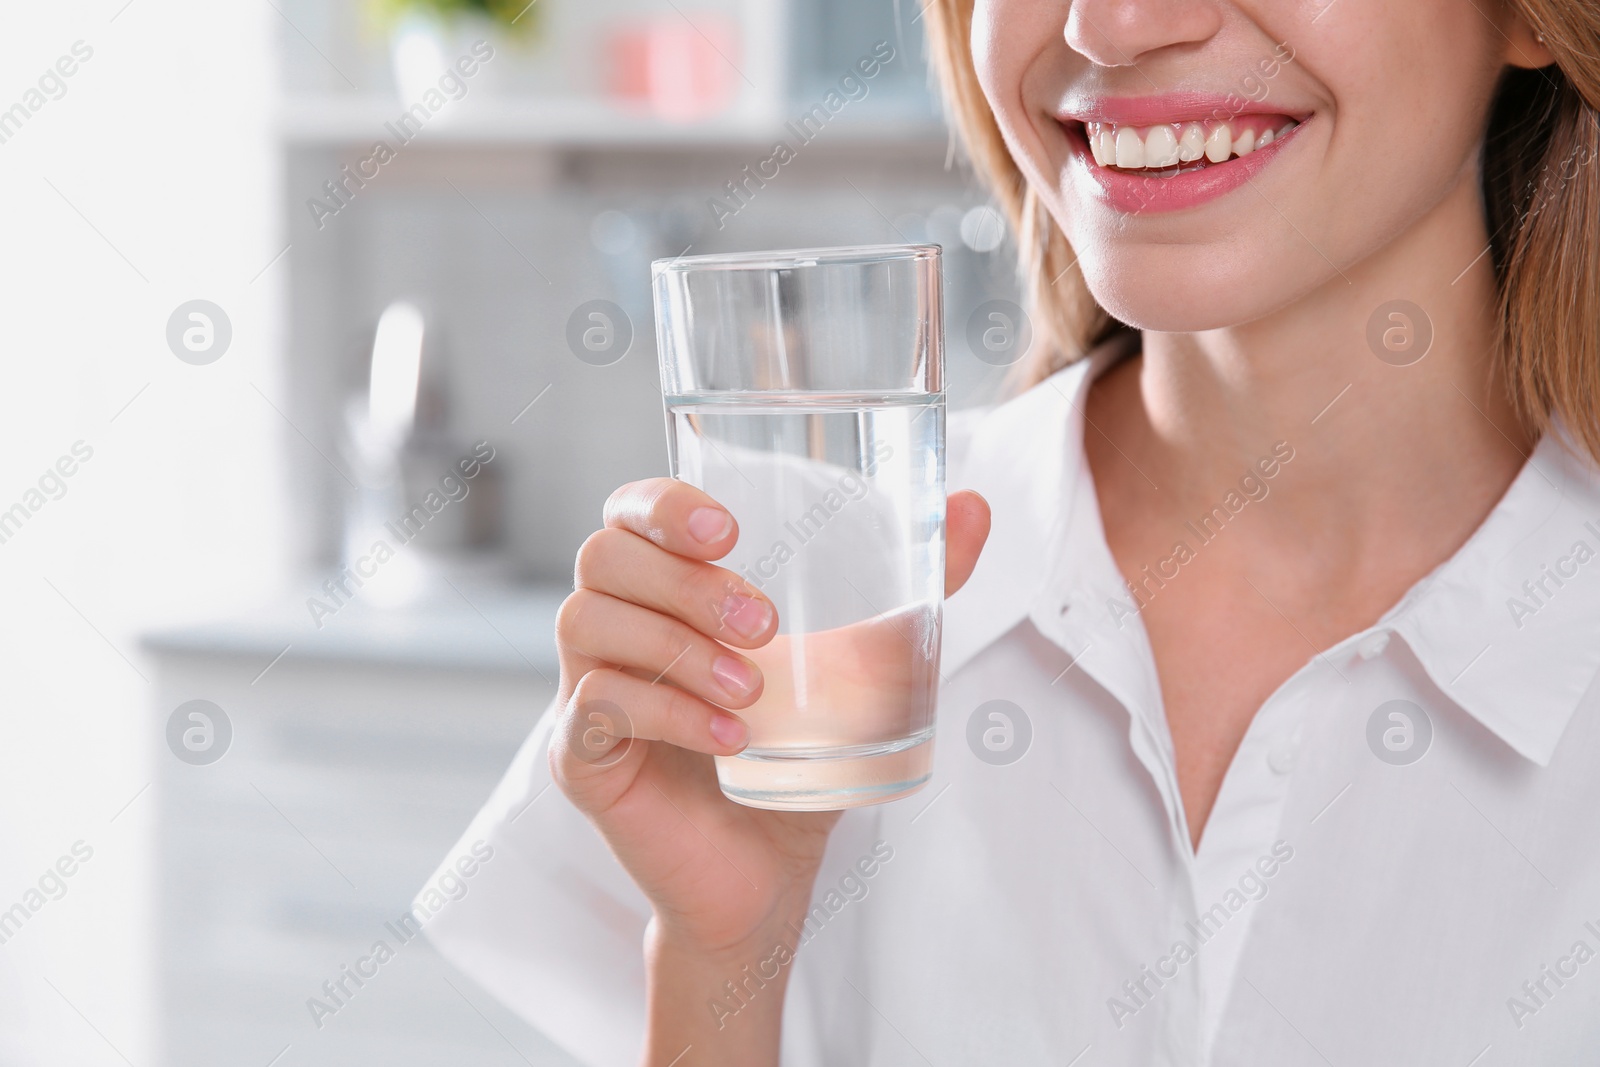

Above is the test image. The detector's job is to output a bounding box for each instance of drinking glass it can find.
[651,244,945,810]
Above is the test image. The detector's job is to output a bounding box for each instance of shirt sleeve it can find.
[417,699,651,1067]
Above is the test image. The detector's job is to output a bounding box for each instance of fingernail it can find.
[688,507,732,544]
[718,594,772,639]
[711,655,759,699]
[709,711,748,749]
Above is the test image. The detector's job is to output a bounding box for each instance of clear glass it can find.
[652,244,945,810]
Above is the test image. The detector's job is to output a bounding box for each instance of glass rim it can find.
[651,243,940,276]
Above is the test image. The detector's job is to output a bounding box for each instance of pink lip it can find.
[1058,106,1308,215]
[1058,92,1305,126]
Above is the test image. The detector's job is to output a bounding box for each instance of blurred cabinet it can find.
[145,594,577,1066]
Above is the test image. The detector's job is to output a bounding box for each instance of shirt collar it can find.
[1378,426,1600,765]
[943,338,1131,678]
[943,347,1600,768]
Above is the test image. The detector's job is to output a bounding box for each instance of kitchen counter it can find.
[141,581,564,677]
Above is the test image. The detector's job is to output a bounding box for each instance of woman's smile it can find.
[1054,93,1311,213]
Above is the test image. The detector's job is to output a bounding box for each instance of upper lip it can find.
[1056,92,1308,127]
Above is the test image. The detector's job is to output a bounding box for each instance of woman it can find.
[423,1,1600,1063]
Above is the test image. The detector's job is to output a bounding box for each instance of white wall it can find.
[0,2,285,1063]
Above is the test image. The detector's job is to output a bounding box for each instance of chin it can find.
[1078,261,1271,334]
[1072,230,1337,333]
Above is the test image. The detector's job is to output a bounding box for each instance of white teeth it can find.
[1084,118,1299,169]
[1096,127,1116,166]
[1204,124,1232,163]
[1114,126,1145,168]
[1144,125,1179,168]
[1177,122,1206,162]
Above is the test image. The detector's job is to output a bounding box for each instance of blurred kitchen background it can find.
[0,1,1022,1065]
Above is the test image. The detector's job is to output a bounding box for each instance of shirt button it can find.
[1267,743,1297,775]
[1356,632,1391,660]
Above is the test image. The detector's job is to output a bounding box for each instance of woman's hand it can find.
[549,478,990,1064]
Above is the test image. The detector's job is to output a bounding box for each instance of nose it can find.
[1065,0,1223,68]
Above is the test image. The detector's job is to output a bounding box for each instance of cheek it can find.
[972,0,1062,179]
[1315,1,1498,164]
[969,1,1002,95]
[971,2,1023,123]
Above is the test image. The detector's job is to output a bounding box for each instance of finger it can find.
[551,668,750,786]
[555,589,764,709]
[946,489,992,596]
[603,478,739,562]
[574,527,777,648]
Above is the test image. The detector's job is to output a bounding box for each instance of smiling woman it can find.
[423,2,1600,1065]
[928,0,1600,458]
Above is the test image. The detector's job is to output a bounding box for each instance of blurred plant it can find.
[370,0,543,37]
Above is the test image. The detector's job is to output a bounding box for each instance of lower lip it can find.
[1066,120,1304,215]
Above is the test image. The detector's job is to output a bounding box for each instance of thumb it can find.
[944,489,991,596]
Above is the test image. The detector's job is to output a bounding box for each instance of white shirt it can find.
[420,343,1600,1066]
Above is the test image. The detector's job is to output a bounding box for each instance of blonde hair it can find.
[922,1,1600,461]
